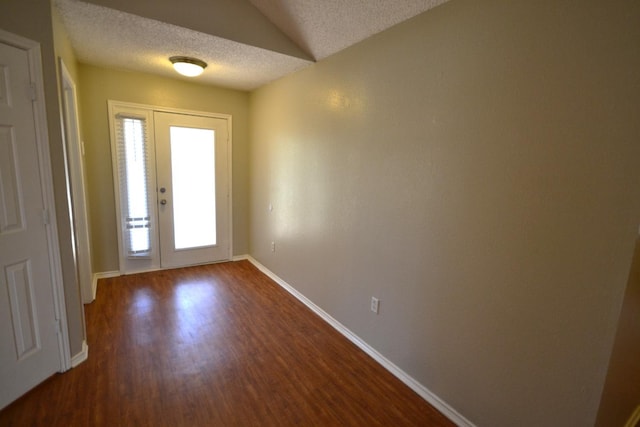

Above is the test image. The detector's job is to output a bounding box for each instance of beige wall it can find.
[78,64,250,272]
[249,0,640,425]
[1,0,85,357]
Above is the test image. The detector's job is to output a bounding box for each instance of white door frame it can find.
[0,29,71,371]
[154,111,230,268]
[108,100,233,274]
[58,58,94,303]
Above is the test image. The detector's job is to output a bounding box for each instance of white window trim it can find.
[108,103,159,273]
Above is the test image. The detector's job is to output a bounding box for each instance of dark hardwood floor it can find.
[0,260,453,426]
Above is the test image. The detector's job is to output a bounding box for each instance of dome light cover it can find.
[170,56,207,77]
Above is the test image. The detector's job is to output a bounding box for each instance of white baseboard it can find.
[232,254,249,261]
[71,340,88,368]
[245,255,474,427]
[91,271,119,302]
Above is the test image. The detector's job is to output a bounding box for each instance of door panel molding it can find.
[5,260,40,359]
[0,125,25,233]
[0,29,70,372]
[0,29,71,409]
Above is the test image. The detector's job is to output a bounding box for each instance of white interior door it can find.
[0,40,62,409]
[154,112,230,268]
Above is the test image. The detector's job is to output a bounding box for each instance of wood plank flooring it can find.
[0,260,453,426]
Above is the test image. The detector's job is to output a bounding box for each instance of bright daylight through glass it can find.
[170,126,216,249]
[122,117,151,255]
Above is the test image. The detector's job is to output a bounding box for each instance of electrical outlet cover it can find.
[371,297,379,314]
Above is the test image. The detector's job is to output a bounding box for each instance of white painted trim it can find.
[106,101,233,122]
[246,256,475,427]
[92,271,120,301]
[70,340,88,368]
[107,102,159,274]
[232,254,249,261]
[0,29,72,373]
[226,116,233,260]
[58,58,94,305]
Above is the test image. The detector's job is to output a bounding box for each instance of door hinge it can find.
[29,83,37,101]
[54,319,61,335]
[42,208,50,225]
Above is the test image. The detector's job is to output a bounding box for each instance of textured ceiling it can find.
[248,0,450,61]
[54,0,449,91]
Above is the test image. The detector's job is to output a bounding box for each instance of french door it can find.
[109,102,231,273]
[154,112,230,268]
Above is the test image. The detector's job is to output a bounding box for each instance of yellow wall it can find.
[249,0,640,425]
[51,0,86,357]
[78,64,250,272]
[52,6,79,83]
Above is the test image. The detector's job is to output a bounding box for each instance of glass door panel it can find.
[169,126,216,249]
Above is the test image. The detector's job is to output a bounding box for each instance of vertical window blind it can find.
[115,114,152,258]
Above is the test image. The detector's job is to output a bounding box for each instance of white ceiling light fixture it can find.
[170,56,207,77]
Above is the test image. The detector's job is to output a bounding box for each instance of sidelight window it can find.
[114,115,152,257]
